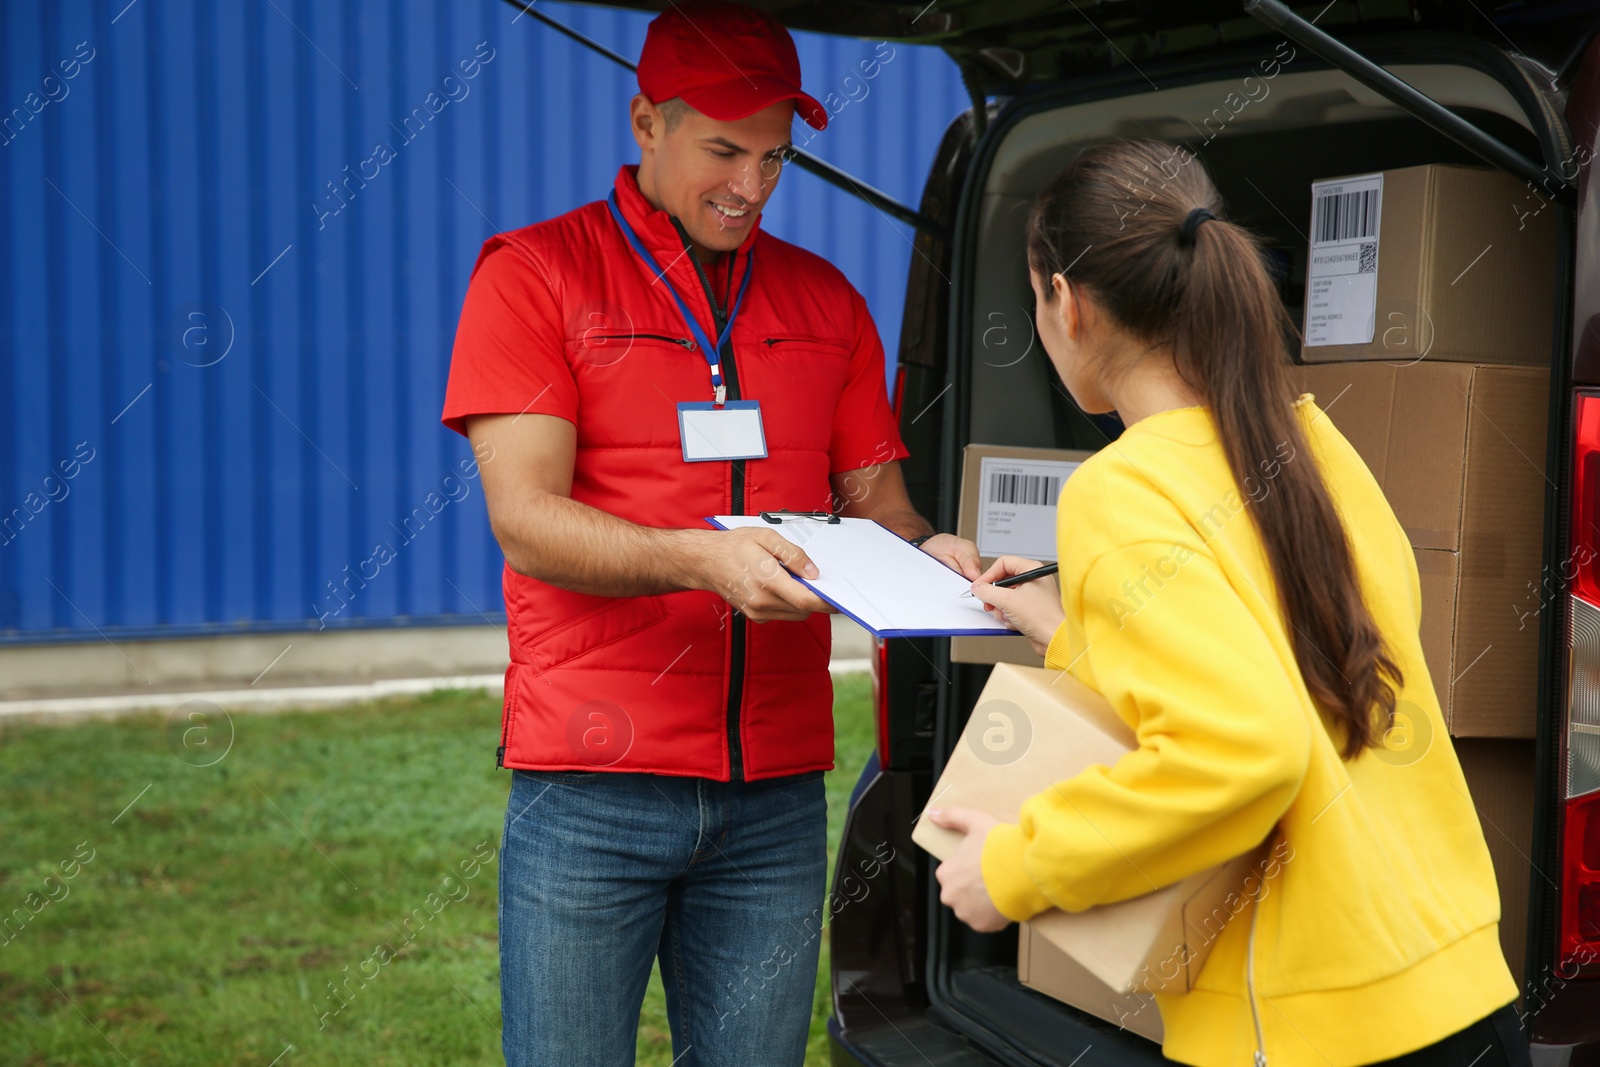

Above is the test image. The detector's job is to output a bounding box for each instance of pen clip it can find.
[759,509,840,524]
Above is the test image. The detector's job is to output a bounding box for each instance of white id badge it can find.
[677,400,768,462]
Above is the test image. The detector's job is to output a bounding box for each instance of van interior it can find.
[933,59,1557,1062]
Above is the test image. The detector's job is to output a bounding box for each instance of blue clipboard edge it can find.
[702,516,1020,640]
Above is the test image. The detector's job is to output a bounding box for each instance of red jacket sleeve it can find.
[441,235,578,438]
[828,287,910,474]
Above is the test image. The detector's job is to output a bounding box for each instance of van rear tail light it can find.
[1561,599,1600,969]
[1558,791,1600,965]
[1561,392,1600,972]
[1572,394,1600,605]
[1568,598,1600,800]
[871,635,891,766]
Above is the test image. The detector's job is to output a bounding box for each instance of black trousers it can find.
[1363,1003,1531,1067]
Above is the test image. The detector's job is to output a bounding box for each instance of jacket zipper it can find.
[672,218,748,782]
[586,333,696,348]
[1247,881,1267,1066]
[722,352,747,783]
[496,676,512,769]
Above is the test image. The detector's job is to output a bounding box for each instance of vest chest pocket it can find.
[568,330,698,372]
[566,331,709,442]
[734,336,854,455]
[743,336,852,391]
[755,334,851,353]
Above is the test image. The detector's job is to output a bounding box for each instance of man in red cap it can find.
[442,3,976,1063]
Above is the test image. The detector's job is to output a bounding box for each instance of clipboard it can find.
[704,513,1018,638]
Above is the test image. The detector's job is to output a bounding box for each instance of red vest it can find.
[444,165,908,781]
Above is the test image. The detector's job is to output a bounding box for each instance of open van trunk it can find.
[914,43,1570,1067]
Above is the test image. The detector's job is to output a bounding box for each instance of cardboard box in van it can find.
[950,444,1093,667]
[1294,361,1548,738]
[913,663,1268,999]
[1454,738,1536,998]
[1299,164,1556,365]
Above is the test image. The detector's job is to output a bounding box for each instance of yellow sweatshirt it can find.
[979,395,1517,1066]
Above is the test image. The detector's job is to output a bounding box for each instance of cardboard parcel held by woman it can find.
[913,662,1269,998]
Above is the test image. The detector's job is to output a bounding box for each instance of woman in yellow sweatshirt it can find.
[924,139,1527,1067]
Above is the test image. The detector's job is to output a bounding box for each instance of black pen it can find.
[958,562,1059,597]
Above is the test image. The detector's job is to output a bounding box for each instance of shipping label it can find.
[1304,173,1383,346]
[975,457,1079,560]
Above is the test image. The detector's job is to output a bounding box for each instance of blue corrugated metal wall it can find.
[0,0,968,644]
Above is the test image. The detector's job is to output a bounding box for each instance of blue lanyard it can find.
[606,190,754,405]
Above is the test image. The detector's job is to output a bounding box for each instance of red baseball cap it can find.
[637,1,828,131]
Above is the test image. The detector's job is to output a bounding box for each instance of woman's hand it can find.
[925,807,1010,933]
[917,533,982,581]
[969,556,1066,658]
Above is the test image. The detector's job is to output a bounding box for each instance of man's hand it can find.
[687,527,836,623]
[926,807,1011,933]
[916,533,982,581]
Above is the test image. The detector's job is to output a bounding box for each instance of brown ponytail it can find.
[1025,139,1400,759]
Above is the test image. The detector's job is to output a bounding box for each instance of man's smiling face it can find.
[631,95,796,262]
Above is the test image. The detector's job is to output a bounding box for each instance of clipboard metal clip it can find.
[759,509,840,524]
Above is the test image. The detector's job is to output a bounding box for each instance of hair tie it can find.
[1178,206,1215,246]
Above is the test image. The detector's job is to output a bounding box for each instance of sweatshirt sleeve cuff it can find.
[981,822,1053,923]
[1042,619,1075,671]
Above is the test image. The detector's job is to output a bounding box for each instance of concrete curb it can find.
[0,659,875,724]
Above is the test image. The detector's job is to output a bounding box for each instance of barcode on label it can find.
[988,472,1061,507]
[1313,187,1379,243]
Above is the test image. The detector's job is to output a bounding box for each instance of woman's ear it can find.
[1051,272,1081,346]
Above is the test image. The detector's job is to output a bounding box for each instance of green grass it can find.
[0,674,877,1066]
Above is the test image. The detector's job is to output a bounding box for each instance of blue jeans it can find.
[498,767,829,1067]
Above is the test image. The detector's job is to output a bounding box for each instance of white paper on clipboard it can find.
[705,515,1017,638]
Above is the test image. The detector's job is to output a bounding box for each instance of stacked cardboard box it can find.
[1299,164,1554,365]
[1295,163,1553,741]
[1290,360,1548,738]
[1299,162,1553,738]
[1455,739,1537,997]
